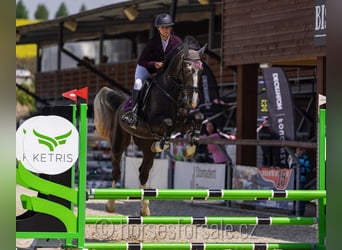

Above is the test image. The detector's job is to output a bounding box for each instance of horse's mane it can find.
[162,43,184,71]
[183,35,201,50]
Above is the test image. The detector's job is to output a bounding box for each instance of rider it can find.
[121,13,182,128]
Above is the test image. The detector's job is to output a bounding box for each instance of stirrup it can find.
[121,111,138,128]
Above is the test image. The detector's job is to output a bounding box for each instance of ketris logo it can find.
[17,115,79,175]
[33,129,72,152]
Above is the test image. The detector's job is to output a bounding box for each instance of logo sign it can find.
[16,116,79,175]
[314,0,326,46]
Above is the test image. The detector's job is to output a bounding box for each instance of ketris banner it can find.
[262,67,296,167]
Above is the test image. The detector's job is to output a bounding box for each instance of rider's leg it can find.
[122,65,150,128]
[130,83,141,114]
[121,79,143,128]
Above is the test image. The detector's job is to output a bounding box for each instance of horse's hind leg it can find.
[106,150,124,212]
[134,137,156,216]
[106,179,117,212]
[140,183,150,216]
[106,127,131,213]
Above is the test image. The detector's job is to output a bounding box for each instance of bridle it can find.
[154,47,203,111]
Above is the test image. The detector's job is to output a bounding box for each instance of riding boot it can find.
[121,89,140,128]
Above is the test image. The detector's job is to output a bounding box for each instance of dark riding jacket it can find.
[137,34,182,74]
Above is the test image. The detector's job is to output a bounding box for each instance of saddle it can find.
[121,76,155,122]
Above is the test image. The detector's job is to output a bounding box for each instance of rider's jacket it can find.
[137,34,182,74]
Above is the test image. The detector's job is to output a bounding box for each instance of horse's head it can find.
[181,43,206,109]
[161,39,206,112]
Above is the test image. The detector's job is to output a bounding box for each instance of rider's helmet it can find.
[154,13,174,27]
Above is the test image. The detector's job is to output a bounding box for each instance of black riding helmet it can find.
[154,13,174,27]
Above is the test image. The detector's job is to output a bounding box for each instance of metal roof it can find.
[16,0,220,46]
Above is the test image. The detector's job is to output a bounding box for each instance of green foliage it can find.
[55,2,69,18]
[16,82,36,113]
[34,4,49,20]
[16,0,29,19]
[79,3,87,12]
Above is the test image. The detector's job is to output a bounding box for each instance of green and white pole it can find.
[83,242,314,250]
[317,108,326,250]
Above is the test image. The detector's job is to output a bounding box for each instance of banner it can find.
[233,165,294,210]
[124,157,169,188]
[262,67,295,167]
[174,161,226,189]
[314,0,326,46]
[199,63,224,127]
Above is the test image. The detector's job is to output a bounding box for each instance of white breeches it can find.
[134,65,150,90]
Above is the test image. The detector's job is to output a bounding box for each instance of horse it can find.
[93,39,206,215]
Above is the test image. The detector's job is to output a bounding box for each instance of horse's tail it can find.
[93,86,128,140]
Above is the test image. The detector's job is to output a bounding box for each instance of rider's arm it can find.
[138,37,162,73]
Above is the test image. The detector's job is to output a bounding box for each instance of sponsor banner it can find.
[233,165,294,210]
[258,167,293,190]
[174,161,226,189]
[314,0,326,46]
[262,67,295,167]
[16,115,79,175]
[124,157,169,188]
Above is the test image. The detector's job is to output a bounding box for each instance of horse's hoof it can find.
[151,142,161,152]
[151,142,169,152]
[140,208,151,216]
[105,202,115,213]
[163,143,170,151]
[183,144,197,159]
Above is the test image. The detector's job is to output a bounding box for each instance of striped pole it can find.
[85,215,316,225]
[83,242,314,250]
[89,188,326,201]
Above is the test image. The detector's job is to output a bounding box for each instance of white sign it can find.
[16,116,79,175]
[124,157,169,188]
[174,161,226,189]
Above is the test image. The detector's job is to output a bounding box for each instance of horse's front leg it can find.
[135,140,156,216]
[183,111,204,159]
[151,118,173,152]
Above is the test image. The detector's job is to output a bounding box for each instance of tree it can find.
[34,4,49,20]
[55,2,69,18]
[16,82,36,114]
[79,3,87,13]
[16,0,29,19]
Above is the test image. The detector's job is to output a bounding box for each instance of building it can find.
[16,0,325,168]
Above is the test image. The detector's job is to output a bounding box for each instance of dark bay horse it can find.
[93,40,206,215]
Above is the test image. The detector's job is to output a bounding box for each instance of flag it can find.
[262,67,295,167]
[62,89,78,103]
[199,63,224,128]
[76,87,88,103]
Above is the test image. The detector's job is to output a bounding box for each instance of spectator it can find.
[201,121,232,165]
[288,147,311,215]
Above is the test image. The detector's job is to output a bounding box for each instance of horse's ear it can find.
[198,43,207,56]
[183,43,189,58]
